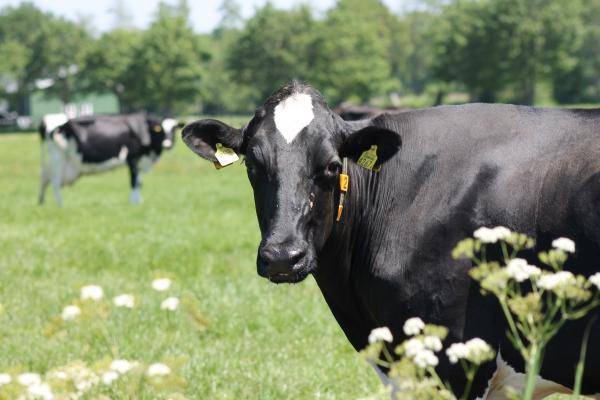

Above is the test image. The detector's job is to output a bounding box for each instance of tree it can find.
[41,17,94,104]
[433,0,584,104]
[0,3,50,113]
[84,28,143,112]
[310,0,396,105]
[124,2,207,114]
[227,4,318,103]
[552,0,600,103]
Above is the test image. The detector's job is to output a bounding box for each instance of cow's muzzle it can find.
[257,241,310,283]
[162,139,174,149]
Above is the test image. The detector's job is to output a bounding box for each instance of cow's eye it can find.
[314,160,342,186]
[326,161,342,175]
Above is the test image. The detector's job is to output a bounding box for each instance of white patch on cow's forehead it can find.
[161,118,177,133]
[273,93,314,144]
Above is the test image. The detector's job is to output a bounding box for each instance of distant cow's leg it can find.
[47,143,65,207]
[38,141,49,205]
[50,174,63,206]
[38,172,49,205]
[128,160,142,204]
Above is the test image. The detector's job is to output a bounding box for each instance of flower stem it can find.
[573,315,597,397]
[523,343,543,400]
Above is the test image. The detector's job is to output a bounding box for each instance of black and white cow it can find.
[181,81,600,398]
[39,113,182,205]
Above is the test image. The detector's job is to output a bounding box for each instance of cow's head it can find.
[183,81,400,283]
[147,117,184,151]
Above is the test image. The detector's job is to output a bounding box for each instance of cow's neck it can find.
[313,159,396,350]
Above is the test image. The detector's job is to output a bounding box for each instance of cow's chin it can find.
[261,257,316,284]
[266,270,310,284]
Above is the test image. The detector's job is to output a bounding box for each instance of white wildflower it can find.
[80,285,104,301]
[446,342,469,364]
[552,237,575,253]
[160,297,180,311]
[110,359,135,374]
[491,226,512,241]
[368,327,393,344]
[61,305,81,321]
[538,271,576,291]
[404,338,425,357]
[473,227,497,243]
[48,371,68,380]
[506,258,541,282]
[412,349,439,368]
[589,273,600,290]
[152,278,172,292]
[446,338,493,365]
[17,372,41,386]
[101,371,119,385]
[113,294,135,308]
[465,338,492,360]
[147,363,171,377]
[474,226,513,243]
[0,373,11,386]
[27,382,54,400]
[423,336,443,352]
[403,317,425,336]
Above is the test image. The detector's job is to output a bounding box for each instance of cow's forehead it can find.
[161,118,177,133]
[272,92,315,144]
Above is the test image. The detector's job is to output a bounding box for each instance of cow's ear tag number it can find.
[357,145,378,171]
[153,125,162,133]
[214,143,239,169]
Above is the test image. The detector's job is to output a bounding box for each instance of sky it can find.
[0,0,405,34]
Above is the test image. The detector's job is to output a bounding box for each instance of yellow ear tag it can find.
[153,125,162,133]
[357,145,378,170]
[214,143,239,168]
[339,173,349,192]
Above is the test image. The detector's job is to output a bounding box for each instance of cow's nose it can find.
[257,244,308,278]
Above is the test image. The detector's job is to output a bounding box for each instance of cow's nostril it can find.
[289,249,307,266]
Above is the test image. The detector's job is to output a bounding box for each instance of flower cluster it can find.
[0,358,179,399]
[505,258,541,282]
[59,278,180,324]
[446,338,495,365]
[368,327,393,344]
[398,318,446,369]
[473,226,511,243]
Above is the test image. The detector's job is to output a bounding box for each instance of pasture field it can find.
[0,121,379,398]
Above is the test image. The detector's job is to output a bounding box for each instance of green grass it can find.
[0,124,379,398]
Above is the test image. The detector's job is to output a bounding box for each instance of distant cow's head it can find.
[183,81,400,283]
[147,117,184,151]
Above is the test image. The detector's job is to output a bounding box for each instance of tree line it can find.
[0,0,598,116]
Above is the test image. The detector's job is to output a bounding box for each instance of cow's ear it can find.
[340,124,401,167]
[182,119,243,162]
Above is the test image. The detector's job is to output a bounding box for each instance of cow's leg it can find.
[38,141,49,205]
[128,160,142,204]
[50,175,63,206]
[38,172,49,205]
[47,142,65,207]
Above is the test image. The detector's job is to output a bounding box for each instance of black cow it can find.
[182,81,600,398]
[39,113,183,205]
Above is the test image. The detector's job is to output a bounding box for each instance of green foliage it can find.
[227,4,318,103]
[124,5,207,114]
[433,0,586,104]
[39,18,94,104]
[83,28,144,112]
[311,0,396,105]
[0,0,598,114]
